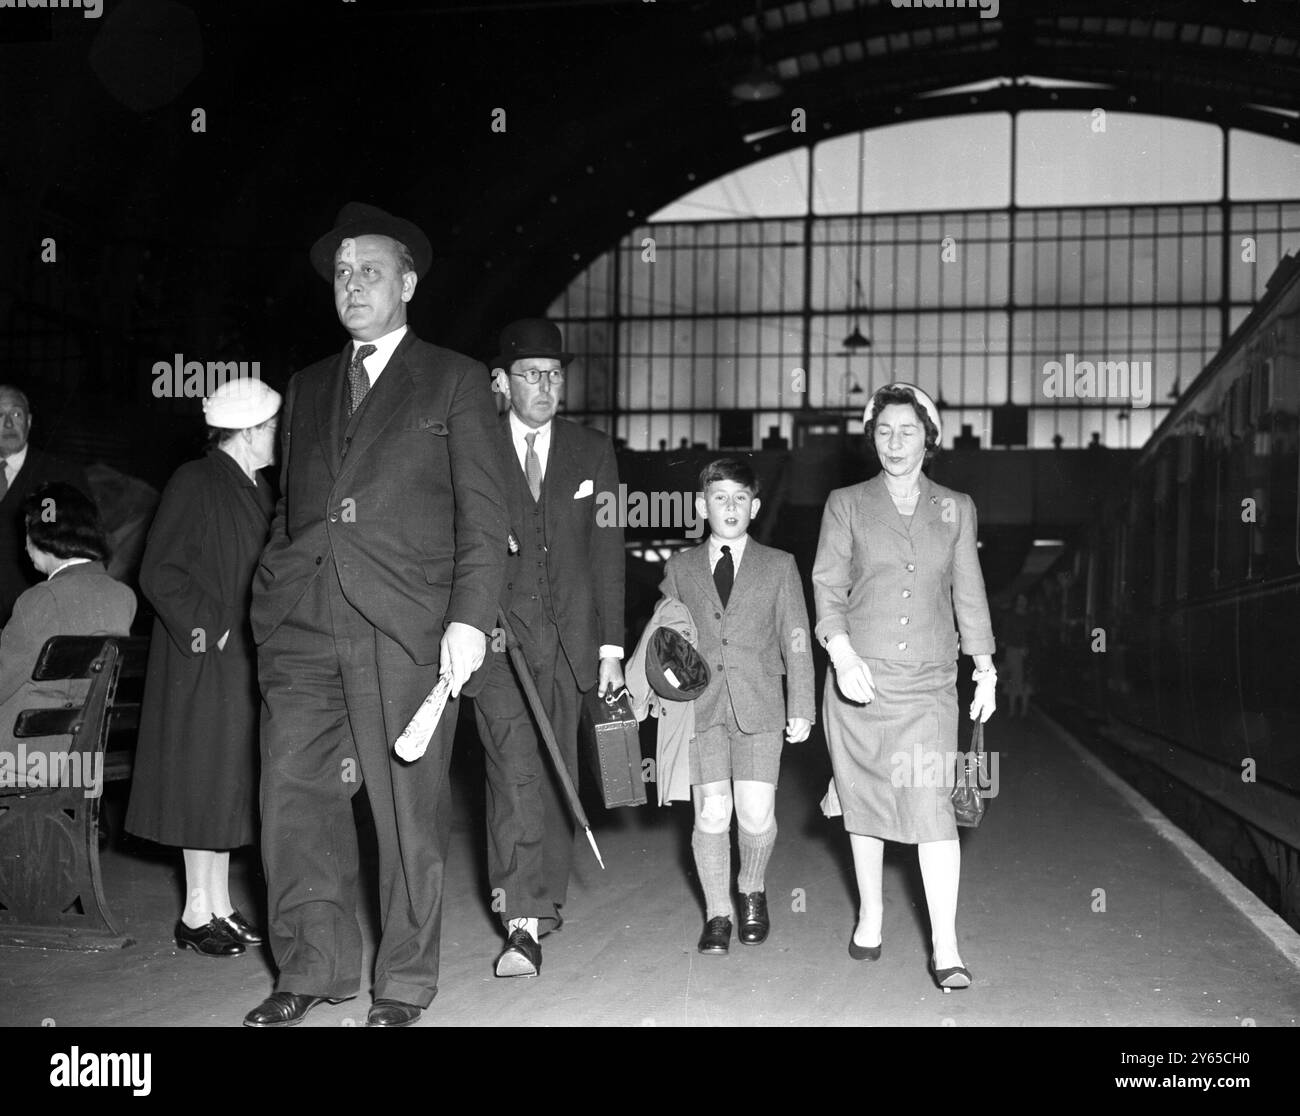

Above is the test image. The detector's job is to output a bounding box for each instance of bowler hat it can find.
[310,202,433,281]
[645,627,711,702]
[493,318,574,372]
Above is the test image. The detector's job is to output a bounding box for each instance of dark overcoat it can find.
[125,449,273,849]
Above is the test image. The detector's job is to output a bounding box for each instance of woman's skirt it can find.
[821,657,959,843]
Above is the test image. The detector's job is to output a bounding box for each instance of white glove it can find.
[827,634,875,705]
[969,677,996,722]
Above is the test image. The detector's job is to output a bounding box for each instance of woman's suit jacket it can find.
[813,472,994,663]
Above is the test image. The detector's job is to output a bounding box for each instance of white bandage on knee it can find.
[700,794,731,827]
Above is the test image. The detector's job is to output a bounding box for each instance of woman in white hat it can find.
[126,377,281,958]
[812,383,997,989]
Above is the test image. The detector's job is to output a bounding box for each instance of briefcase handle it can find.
[600,685,632,706]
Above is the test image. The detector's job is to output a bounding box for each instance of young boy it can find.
[658,458,815,954]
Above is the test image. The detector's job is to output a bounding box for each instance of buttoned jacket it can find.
[659,538,815,734]
[812,472,994,663]
[471,414,624,696]
[250,330,508,665]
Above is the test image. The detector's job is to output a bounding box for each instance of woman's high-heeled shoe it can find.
[175,917,245,957]
[931,956,972,991]
[214,909,264,946]
[848,933,882,961]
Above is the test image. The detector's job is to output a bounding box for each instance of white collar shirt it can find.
[351,324,408,387]
[708,533,748,575]
[49,557,92,579]
[508,410,552,478]
[2,444,29,487]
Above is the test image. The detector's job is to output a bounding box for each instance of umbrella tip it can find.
[585,828,605,870]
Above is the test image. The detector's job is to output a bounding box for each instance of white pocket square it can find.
[573,479,594,499]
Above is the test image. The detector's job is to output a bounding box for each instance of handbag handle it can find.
[968,717,984,757]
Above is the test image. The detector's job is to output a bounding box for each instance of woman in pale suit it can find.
[812,383,996,989]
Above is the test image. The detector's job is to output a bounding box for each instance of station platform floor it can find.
[2,706,1297,1028]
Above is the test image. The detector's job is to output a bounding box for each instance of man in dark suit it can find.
[0,386,92,626]
[470,318,624,978]
[244,203,508,1028]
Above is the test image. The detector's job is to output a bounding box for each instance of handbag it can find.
[580,687,647,809]
[950,718,986,828]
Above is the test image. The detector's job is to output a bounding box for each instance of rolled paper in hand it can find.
[394,673,452,761]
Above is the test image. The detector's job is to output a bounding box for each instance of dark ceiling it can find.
[3,0,1298,414]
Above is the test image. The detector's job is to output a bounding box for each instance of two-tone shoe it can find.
[931,957,973,991]
[495,928,542,977]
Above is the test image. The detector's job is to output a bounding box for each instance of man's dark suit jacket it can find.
[250,330,507,662]
[468,414,624,694]
[0,448,92,627]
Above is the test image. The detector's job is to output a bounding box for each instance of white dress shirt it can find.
[351,324,408,387]
[708,532,749,576]
[507,410,552,478]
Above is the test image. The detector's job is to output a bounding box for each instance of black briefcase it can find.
[581,687,646,809]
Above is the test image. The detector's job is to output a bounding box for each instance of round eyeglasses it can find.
[509,368,566,385]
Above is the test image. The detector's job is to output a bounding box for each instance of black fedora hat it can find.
[493,318,574,371]
[310,202,433,281]
[645,627,711,702]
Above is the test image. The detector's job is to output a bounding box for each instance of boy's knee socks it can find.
[737,821,777,894]
[691,827,732,920]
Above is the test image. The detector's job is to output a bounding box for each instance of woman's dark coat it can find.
[125,450,272,849]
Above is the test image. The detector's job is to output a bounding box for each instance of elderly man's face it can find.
[333,234,416,341]
[494,358,564,429]
[0,390,31,457]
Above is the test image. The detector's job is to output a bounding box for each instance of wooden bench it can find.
[0,635,149,951]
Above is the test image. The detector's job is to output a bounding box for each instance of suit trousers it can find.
[258,561,454,1007]
[473,617,581,932]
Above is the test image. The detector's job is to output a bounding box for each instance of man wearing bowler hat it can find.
[469,318,624,978]
[244,203,507,1027]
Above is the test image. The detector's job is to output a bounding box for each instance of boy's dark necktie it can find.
[347,343,377,415]
[714,544,733,608]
